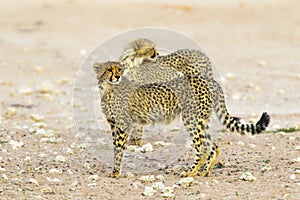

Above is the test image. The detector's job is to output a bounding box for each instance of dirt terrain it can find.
[0,0,299,199]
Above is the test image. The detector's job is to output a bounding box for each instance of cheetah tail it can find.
[214,82,270,135]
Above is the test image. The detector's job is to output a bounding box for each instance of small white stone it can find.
[83,162,90,169]
[55,155,67,162]
[71,180,78,187]
[249,144,256,148]
[0,167,6,172]
[47,177,61,182]
[126,172,134,178]
[67,169,73,174]
[39,153,47,158]
[66,147,73,155]
[289,174,296,180]
[29,178,39,185]
[278,89,285,96]
[261,165,272,173]
[246,82,255,89]
[2,173,8,180]
[154,141,175,147]
[237,141,245,146]
[5,107,17,117]
[152,181,165,191]
[18,86,33,95]
[271,146,276,150]
[9,140,24,149]
[239,172,256,182]
[36,81,54,93]
[211,179,219,184]
[295,146,300,151]
[232,93,241,100]
[292,157,300,163]
[155,175,165,181]
[49,168,62,174]
[257,60,267,67]
[162,186,174,197]
[142,186,156,196]
[176,177,194,187]
[24,156,31,161]
[88,174,99,182]
[295,170,300,175]
[140,175,155,183]
[30,114,44,122]
[226,72,236,80]
[135,143,153,153]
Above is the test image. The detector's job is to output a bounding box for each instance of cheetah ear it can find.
[93,62,101,74]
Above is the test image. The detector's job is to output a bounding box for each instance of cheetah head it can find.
[93,61,124,85]
[119,38,159,68]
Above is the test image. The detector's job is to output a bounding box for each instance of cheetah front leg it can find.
[109,125,129,178]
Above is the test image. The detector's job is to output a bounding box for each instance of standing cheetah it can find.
[119,38,270,146]
[93,61,220,178]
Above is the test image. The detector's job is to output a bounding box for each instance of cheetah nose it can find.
[115,76,120,80]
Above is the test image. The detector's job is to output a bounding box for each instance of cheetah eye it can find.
[107,68,113,72]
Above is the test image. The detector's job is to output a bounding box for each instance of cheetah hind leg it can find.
[128,125,143,146]
[197,142,221,177]
[180,124,211,177]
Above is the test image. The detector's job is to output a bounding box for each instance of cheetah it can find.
[93,61,220,178]
[119,38,270,146]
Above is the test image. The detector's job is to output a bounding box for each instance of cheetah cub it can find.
[120,39,270,146]
[93,61,220,178]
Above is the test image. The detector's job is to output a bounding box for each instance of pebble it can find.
[161,187,174,198]
[237,141,245,146]
[71,180,78,187]
[154,141,175,147]
[295,146,300,151]
[126,172,134,178]
[18,86,33,95]
[156,175,165,181]
[239,172,256,182]
[30,114,44,122]
[49,168,62,174]
[88,175,99,182]
[36,81,54,93]
[295,170,300,175]
[261,165,272,173]
[289,174,296,180]
[5,107,17,117]
[140,175,155,183]
[135,143,153,153]
[142,186,156,196]
[35,66,44,74]
[41,187,55,194]
[152,181,165,191]
[9,140,24,149]
[176,177,194,187]
[257,60,267,67]
[292,157,300,163]
[47,177,61,182]
[278,89,285,96]
[55,155,67,162]
[29,178,39,185]
[226,72,236,80]
[2,173,8,180]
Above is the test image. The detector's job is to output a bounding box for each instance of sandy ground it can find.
[0,0,300,199]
